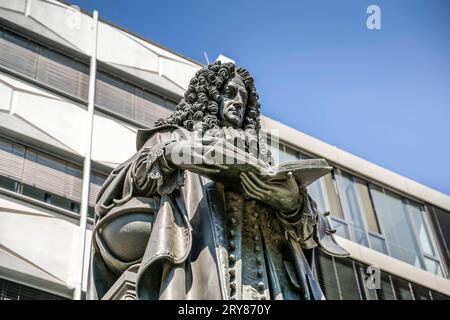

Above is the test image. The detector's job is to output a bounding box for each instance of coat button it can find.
[229,230,235,238]
[229,254,236,263]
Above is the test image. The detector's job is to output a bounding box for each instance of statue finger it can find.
[241,172,269,196]
[248,171,271,189]
[241,181,263,200]
[212,163,229,170]
[241,177,265,199]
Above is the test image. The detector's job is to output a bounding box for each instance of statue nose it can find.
[233,99,243,109]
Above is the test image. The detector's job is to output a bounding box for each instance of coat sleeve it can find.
[94,126,184,219]
[275,189,318,249]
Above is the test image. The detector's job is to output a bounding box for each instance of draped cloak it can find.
[88,124,349,300]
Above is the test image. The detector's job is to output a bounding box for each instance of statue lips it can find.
[225,106,243,125]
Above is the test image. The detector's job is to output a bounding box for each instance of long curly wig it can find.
[155,61,261,135]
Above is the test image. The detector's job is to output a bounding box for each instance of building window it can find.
[0,29,38,78]
[370,187,422,267]
[44,193,52,204]
[0,137,109,216]
[0,278,66,300]
[428,206,450,277]
[71,202,80,213]
[95,71,176,127]
[256,140,447,278]
[407,201,444,276]
[335,172,371,247]
[0,175,19,192]
[391,277,414,300]
[0,28,89,100]
[313,251,449,300]
[369,187,445,276]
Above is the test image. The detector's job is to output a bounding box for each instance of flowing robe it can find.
[88,124,348,300]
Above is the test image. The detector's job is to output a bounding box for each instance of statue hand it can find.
[240,171,302,212]
[164,139,228,174]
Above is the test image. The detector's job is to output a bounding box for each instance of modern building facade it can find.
[0,0,449,300]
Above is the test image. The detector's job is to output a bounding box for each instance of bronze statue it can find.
[88,61,349,300]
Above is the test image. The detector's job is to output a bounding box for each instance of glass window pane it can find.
[278,144,298,163]
[0,31,39,78]
[334,257,361,300]
[424,257,443,277]
[431,291,450,300]
[135,88,172,127]
[331,217,350,240]
[308,178,327,214]
[377,273,396,300]
[337,173,369,246]
[0,175,19,192]
[95,72,134,119]
[22,184,46,202]
[164,99,178,110]
[49,192,72,211]
[315,251,340,300]
[391,277,413,300]
[323,173,344,219]
[410,283,431,300]
[369,234,388,254]
[266,139,280,164]
[355,179,380,233]
[0,278,67,300]
[408,202,435,256]
[37,47,89,100]
[370,187,422,268]
[430,206,450,275]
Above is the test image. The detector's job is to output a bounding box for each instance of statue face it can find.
[219,76,248,129]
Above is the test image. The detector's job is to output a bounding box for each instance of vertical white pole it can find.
[73,10,98,300]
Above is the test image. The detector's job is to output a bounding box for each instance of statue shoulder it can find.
[136,124,188,151]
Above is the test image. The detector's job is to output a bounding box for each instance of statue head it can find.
[155,61,261,135]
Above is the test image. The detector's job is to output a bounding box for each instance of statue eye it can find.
[224,87,235,98]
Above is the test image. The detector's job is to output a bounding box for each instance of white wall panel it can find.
[14,91,87,156]
[0,194,81,291]
[97,22,159,74]
[28,0,94,55]
[159,55,199,91]
[0,0,26,13]
[0,0,201,98]
[0,80,13,111]
[92,112,137,166]
[0,72,87,156]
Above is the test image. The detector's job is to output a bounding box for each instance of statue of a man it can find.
[88,62,348,300]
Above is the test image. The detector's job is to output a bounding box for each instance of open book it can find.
[178,140,333,189]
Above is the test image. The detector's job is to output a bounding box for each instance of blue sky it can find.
[71,0,450,195]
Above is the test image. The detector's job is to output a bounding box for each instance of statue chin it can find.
[101,213,153,262]
[223,115,242,129]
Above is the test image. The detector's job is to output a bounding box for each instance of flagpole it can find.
[73,9,98,300]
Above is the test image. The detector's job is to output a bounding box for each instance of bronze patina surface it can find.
[88,61,349,300]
